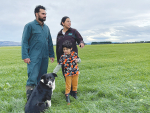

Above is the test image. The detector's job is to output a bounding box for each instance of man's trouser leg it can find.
[37,58,48,83]
[26,58,42,86]
[26,58,42,100]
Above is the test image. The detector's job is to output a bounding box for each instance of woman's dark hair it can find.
[34,5,46,16]
[60,16,69,26]
[62,40,72,49]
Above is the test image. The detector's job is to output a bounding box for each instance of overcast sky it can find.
[0,0,150,44]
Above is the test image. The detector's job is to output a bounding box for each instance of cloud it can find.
[0,0,150,44]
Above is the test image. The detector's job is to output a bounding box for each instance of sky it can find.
[0,0,150,44]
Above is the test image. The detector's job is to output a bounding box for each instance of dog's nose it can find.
[49,83,51,85]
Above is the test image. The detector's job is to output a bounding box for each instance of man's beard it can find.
[38,15,46,22]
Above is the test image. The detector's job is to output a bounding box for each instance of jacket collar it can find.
[34,19,45,26]
[58,27,72,35]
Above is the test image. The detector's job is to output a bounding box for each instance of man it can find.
[21,5,54,100]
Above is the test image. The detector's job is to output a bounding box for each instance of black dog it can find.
[25,73,57,113]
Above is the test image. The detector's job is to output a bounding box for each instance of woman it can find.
[56,16,84,99]
[56,16,84,63]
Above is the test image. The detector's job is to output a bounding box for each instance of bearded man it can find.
[21,5,54,100]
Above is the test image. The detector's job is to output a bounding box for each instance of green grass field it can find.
[0,43,150,113]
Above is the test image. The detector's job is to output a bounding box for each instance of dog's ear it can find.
[41,74,45,79]
[52,73,57,77]
[40,74,46,83]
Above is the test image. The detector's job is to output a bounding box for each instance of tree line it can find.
[91,41,150,45]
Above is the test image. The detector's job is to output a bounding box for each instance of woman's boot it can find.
[65,93,70,105]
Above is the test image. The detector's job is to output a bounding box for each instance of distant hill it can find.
[0,41,21,46]
[85,42,91,45]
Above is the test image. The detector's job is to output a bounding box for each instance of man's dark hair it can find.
[62,40,72,49]
[60,16,69,26]
[34,5,46,16]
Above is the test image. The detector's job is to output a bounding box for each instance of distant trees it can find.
[91,41,112,45]
[91,41,150,45]
[144,41,150,43]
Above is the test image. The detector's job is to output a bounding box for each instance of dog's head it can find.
[40,73,57,88]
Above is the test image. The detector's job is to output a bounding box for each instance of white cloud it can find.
[0,0,150,44]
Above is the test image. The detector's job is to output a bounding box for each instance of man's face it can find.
[36,9,46,22]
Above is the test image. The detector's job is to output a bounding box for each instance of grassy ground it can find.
[0,43,150,113]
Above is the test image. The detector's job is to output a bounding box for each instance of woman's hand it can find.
[79,43,84,48]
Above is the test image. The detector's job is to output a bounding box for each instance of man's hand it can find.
[50,57,54,63]
[24,58,31,64]
[79,43,84,48]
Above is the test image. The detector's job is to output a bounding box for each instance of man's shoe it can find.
[26,86,34,100]
[26,89,33,100]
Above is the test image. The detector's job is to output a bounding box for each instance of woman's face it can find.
[62,18,71,29]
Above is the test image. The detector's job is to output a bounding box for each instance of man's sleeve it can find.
[75,29,84,44]
[48,28,54,58]
[21,24,31,60]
